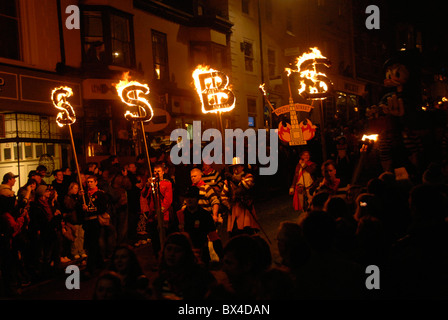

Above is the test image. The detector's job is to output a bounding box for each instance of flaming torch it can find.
[286,47,333,156]
[351,133,379,186]
[193,65,235,134]
[51,86,85,205]
[113,73,164,247]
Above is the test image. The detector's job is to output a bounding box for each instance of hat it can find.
[2,172,19,183]
[35,185,49,198]
[229,157,244,168]
[184,186,200,199]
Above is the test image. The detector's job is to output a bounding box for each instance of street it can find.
[10,190,299,300]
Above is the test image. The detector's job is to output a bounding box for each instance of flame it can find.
[361,134,378,142]
[113,72,153,122]
[259,83,267,95]
[51,86,76,127]
[286,47,332,100]
[193,65,236,114]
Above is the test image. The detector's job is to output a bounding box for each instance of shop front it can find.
[0,65,82,191]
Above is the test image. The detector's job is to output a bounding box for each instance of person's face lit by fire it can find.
[87,178,97,190]
[232,164,244,175]
[301,151,310,162]
[190,169,202,185]
[323,164,336,181]
[154,167,164,180]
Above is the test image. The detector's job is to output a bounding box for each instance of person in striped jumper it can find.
[178,168,223,261]
[221,157,259,237]
[201,160,224,195]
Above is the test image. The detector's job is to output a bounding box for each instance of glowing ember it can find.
[51,86,76,127]
[114,72,154,122]
[193,65,235,114]
[362,134,379,142]
[286,47,333,100]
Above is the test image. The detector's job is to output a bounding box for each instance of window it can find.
[152,30,169,81]
[82,8,135,67]
[110,14,132,66]
[190,42,228,70]
[243,41,254,72]
[247,97,257,114]
[247,97,257,128]
[0,0,20,60]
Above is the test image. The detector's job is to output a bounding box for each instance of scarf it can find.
[192,180,205,187]
[88,186,98,196]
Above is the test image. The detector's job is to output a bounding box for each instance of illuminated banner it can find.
[193,66,236,114]
[273,103,313,116]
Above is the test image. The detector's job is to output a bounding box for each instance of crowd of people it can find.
[1,142,448,300]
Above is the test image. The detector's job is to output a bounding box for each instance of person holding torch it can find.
[140,163,173,258]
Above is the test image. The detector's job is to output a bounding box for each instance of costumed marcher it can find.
[140,163,174,258]
[289,150,315,212]
[366,50,424,176]
[221,157,259,237]
[82,175,109,276]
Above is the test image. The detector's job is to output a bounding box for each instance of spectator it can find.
[353,193,381,222]
[108,244,150,298]
[0,172,18,211]
[178,186,219,265]
[36,165,48,185]
[152,232,216,300]
[220,234,269,299]
[28,170,44,188]
[276,221,310,274]
[388,184,448,298]
[52,169,69,207]
[310,160,341,196]
[28,185,62,277]
[296,210,365,299]
[125,162,143,245]
[17,178,37,210]
[63,182,87,260]
[0,177,27,296]
[109,166,132,245]
[92,271,124,300]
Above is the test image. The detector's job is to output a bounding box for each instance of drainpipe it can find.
[56,0,66,70]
